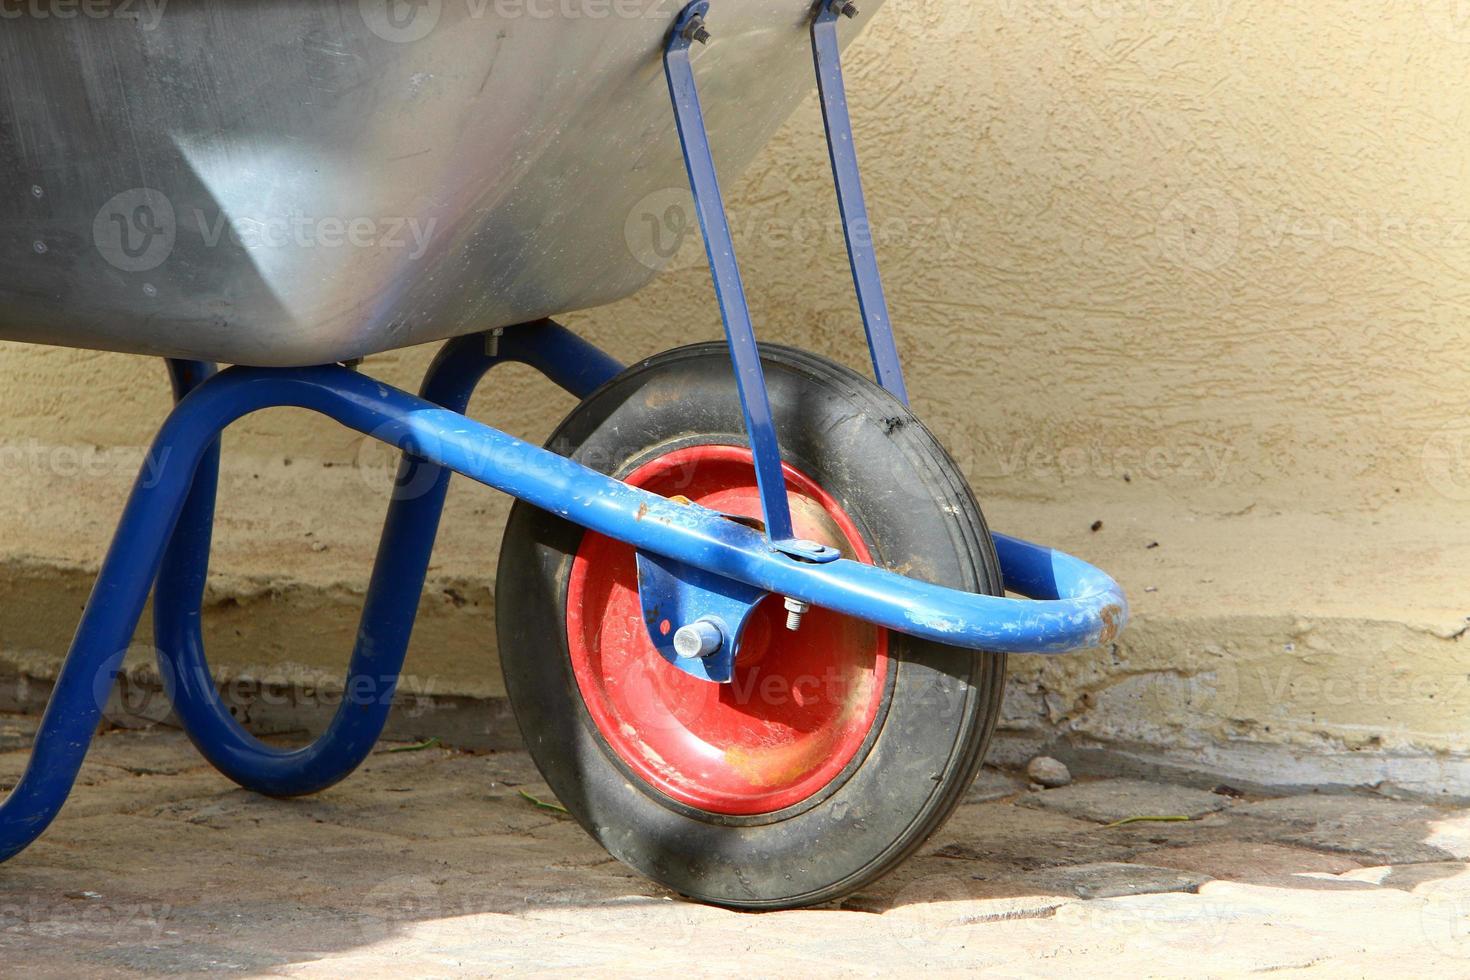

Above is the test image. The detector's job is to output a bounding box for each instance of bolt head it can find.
[673,619,724,659]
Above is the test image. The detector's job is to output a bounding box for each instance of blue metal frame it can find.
[0,321,1123,861]
[153,322,621,797]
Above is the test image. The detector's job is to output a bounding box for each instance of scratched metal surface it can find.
[0,0,882,366]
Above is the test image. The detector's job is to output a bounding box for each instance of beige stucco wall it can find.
[2,1,1468,790]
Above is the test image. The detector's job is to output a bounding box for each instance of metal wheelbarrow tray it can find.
[1,0,851,366]
[0,1,1128,910]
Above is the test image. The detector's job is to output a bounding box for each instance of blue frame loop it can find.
[154,322,622,797]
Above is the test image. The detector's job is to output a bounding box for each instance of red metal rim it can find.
[565,445,890,816]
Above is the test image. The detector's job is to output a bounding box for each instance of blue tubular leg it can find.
[153,320,621,797]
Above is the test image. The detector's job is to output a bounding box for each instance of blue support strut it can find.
[153,320,622,798]
[665,4,834,561]
[810,1,908,403]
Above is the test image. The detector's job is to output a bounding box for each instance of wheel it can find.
[495,343,1005,909]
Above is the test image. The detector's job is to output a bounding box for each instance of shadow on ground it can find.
[2,718,1470,976]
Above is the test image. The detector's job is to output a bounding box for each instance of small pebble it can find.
[1026,756,1072,788]
[1090,520,1103,532]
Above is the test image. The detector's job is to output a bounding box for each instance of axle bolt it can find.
[783,597,811,632]
[673,619,724,659]
[830,1,858,17]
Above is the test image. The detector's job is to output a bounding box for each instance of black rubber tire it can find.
[496,343,1006,910]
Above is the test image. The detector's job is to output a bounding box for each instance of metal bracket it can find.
[635,550,766,683]
[810,0,908,404]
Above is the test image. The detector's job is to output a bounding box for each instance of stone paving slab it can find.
[1018,777,1236,824]
[1020,862,1211,900]
[1,718,1470,975]
[1232,792,1470,864]
[1130,840,1363,883]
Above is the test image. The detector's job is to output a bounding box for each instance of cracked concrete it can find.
[5,718,1470,976]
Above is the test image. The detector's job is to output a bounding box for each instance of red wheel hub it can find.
[566,445,889,816]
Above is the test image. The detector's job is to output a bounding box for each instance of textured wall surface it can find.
[2,1,1469,790]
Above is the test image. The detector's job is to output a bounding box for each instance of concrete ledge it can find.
[1,449,1466,796]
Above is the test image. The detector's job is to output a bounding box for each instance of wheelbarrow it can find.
[0,0,1126,909]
